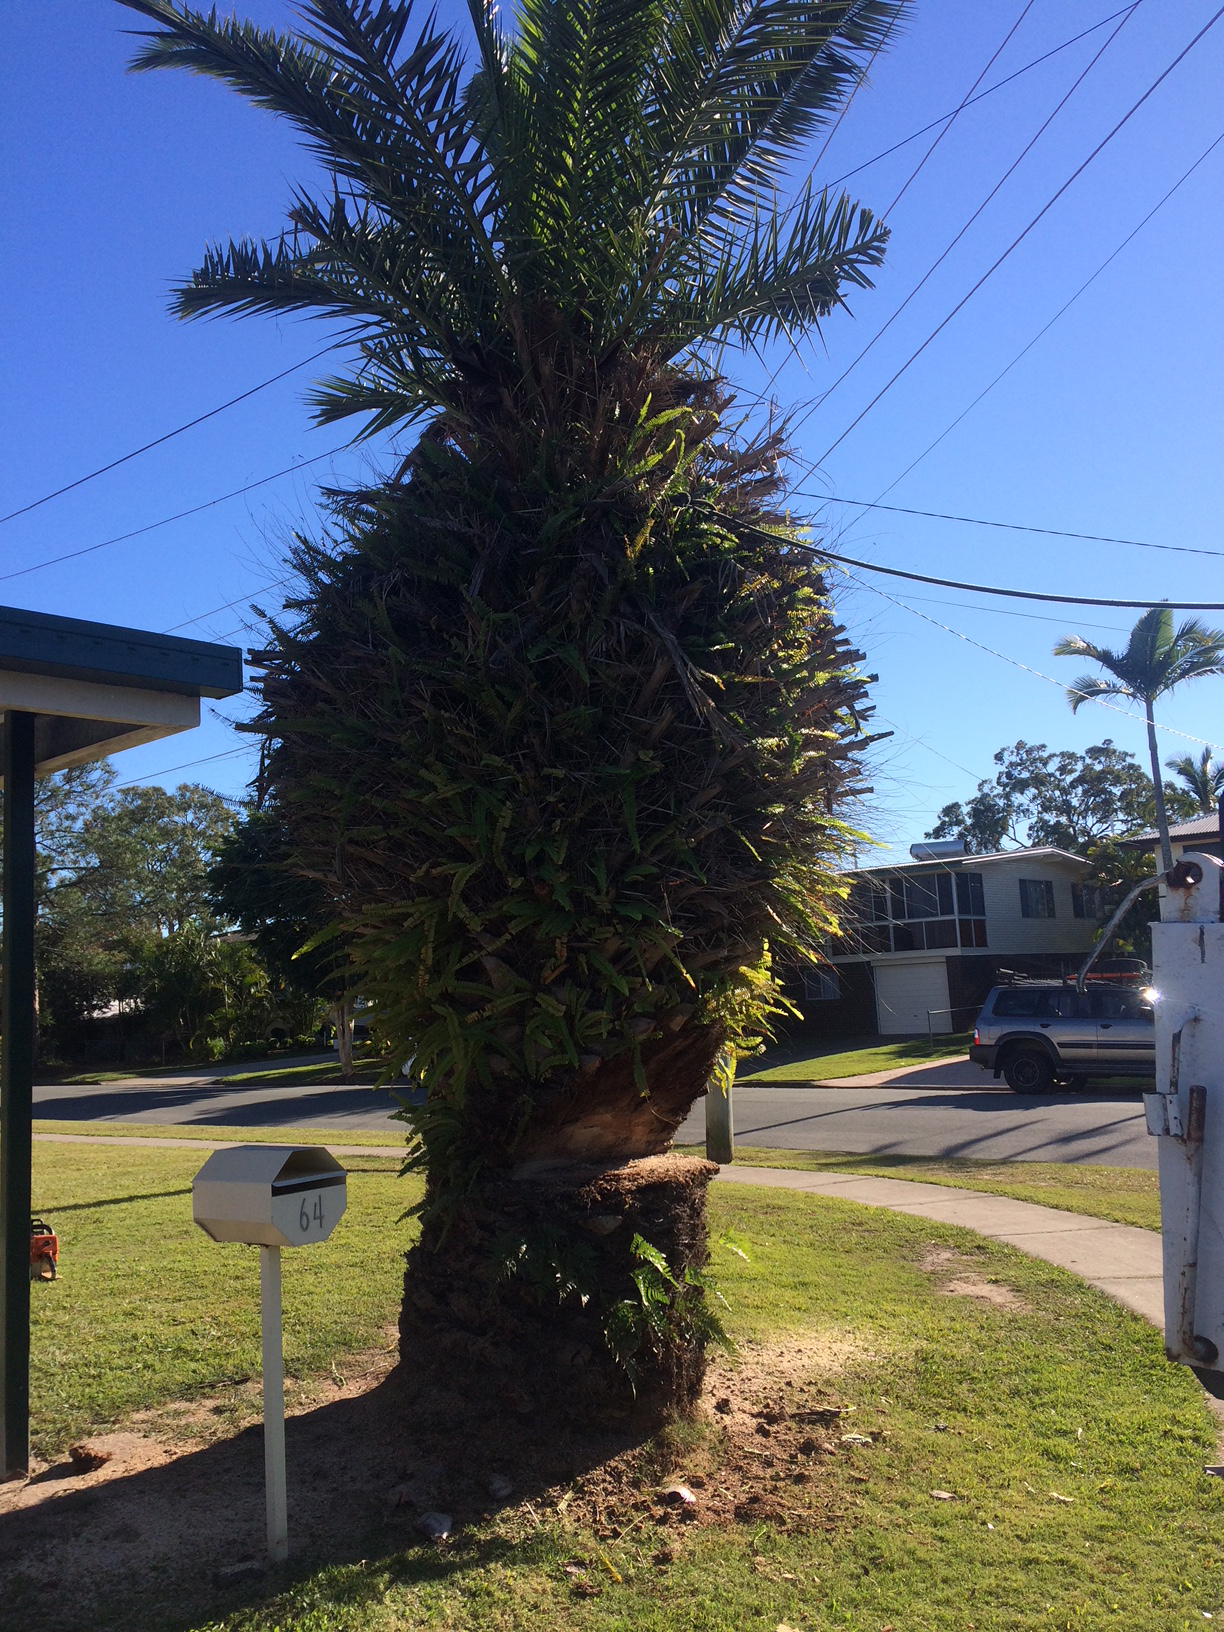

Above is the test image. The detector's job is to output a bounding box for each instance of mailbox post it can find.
[192,1145,348,1562]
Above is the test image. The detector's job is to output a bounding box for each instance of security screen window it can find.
[1019,878,1056,919]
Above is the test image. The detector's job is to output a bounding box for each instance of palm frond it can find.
[641,185,886,355]
[1065,674,1129,714]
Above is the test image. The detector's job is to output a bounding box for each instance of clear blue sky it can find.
[3,2,1222,858]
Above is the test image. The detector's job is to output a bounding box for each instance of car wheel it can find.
[1003,1050,1055,1094]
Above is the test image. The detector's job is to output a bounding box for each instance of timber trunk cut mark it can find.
[403,1153,719,1423]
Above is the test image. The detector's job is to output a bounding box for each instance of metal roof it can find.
[0,604,241,699]
[851,845,1089,877]
[1119,814,1219,849]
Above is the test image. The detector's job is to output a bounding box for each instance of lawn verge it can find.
[741,1034,973,1082]
[682,1146,1161,1231]
[5,1147,1216,1632]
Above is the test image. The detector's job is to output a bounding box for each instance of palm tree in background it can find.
[119,0,910,1419]
[1166,747,1224,817]
[1055,608,1224,872]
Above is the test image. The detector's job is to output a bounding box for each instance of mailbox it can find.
[192,1145,347,1248]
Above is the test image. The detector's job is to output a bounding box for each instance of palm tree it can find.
[1055,608,1224,872]
[1166,747,1224,817]
[119,0,909,1420]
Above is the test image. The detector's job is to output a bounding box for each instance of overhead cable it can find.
[852,125,1224,506]
[852,576,1224,751]
[795,492,1224,559]
[879,0,1038,218]
[823,4,1150,192]
[0,450,345,584]
[791,1,1139,433]
[0,345,338,526]
[804,540,1224,609]
[112,745,255,790]
[811,3,1224,467]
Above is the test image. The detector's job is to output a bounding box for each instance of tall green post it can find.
[1,710,36,1478]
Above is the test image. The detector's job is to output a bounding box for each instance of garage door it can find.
[874,960,951,1036]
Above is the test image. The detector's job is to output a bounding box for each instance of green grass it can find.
[688,1146,1163,1232]
[25,1145,1222,1631]
[33,1120,405,1147]
[30,1142,410,1458]
[192,1184,1218,1632]
[741,1033,973,1082]
[54,1055,391,1088]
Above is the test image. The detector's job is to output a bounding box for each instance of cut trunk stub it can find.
[402,1152,721,1424]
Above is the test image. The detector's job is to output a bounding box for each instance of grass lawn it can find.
[741,1034,973,1082]
[56,1058,393,1088]
[30,1143,408,1457]
[33,1121,405,1148]
[22,1145,1223,1631]
[684,1147,1163,1233]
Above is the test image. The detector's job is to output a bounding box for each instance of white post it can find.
[705,1049,734,1165]
[259,1244,288,1563]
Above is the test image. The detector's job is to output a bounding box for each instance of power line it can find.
[791,1,1139,434]
[801,537,1224,609]
[874,588,1130,634]
[853,576,1224,751]
[0,451,345,585]
[823,4,1148,192]
[112,745,255,791]
[164,575,297,635]
[747,4,1040,411]
[880,0,1039,219]
[858,125,1224,505]
[0,346,338,526]
[811,3,1224,467]
[794,492,1224,559]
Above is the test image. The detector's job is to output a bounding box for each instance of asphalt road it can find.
[34,1055,1155,1169]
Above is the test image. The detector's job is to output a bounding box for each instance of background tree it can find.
[1165,747,1224,816]
[122,0,908,1419]
[1054,607,1224,872]
[927,738,1197,964]
[926,739,1188,855]
[209,805,357,1075]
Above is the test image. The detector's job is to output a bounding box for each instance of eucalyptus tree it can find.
[121,0,909,1419]
[1056,607,1224,873]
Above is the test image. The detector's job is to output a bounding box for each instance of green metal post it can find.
[1,711,36,1477]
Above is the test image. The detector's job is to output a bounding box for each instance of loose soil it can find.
[0,1322,876,1632]
[920,1244,1029,1310]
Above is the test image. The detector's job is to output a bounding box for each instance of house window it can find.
[1019,878,1056,919]
[959,919,988,948]
[922,919,958,950]
[801,968,839,1002]
[1072,882,1100,920]
[955,872,985,916]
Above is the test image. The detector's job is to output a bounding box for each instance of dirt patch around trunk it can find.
[0,1322,878,1632]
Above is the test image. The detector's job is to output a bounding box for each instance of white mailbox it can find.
[193,1144,347,1247]
[191,1142,348,1564]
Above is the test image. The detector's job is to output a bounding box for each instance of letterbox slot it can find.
[270,1173,348,1195]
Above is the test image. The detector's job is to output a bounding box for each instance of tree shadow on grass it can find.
[0,1363,645,1632]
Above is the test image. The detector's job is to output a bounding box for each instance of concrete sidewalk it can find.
[717,1163,1165,1328]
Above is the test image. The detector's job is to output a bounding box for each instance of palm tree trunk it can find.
[1146,698,1174,873]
